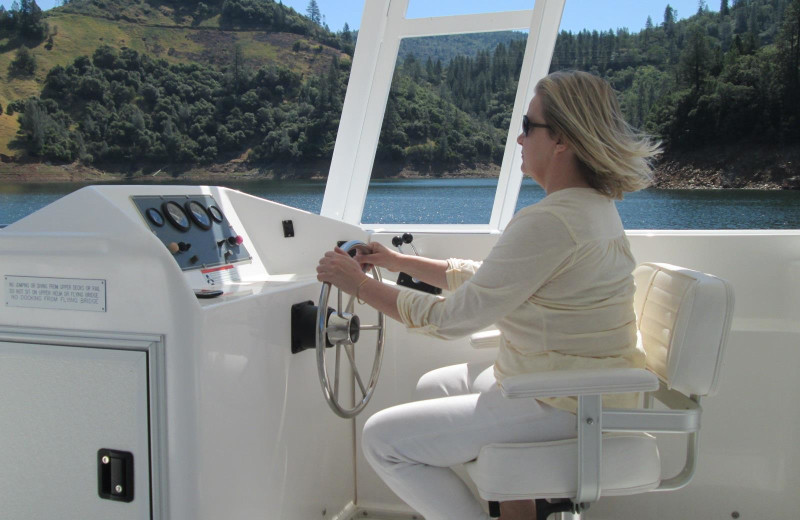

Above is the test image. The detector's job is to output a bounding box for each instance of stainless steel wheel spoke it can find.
[345,293,355,314]
[359,324,382,331]
[333,343,341,402]
[344,343,367,397]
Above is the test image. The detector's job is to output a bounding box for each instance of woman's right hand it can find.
[355,242,405,272]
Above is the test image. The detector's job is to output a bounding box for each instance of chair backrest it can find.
[633,263,734,397]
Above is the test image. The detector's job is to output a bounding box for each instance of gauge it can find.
[185,200,212,230]
[146,207,165,227]
[162,201,190,232]
[208,205,224,223]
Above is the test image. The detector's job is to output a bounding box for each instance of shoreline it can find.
[0,153,797,190]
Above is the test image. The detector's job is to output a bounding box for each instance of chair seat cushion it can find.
[464,433,660,501]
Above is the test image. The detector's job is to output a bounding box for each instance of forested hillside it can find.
[0,0,798,182]
[549,0,798,149]
[397,32,525,65]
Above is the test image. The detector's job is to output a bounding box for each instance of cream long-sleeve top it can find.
[396,187,645,413]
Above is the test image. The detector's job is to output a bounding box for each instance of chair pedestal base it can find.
[488,499,581,519]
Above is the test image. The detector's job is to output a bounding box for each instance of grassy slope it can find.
[0,2,346,156]
[0,113,19,155]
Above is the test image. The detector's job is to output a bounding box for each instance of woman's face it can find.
[517,96,556,186]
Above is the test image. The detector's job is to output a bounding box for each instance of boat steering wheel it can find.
[316,240,386,418]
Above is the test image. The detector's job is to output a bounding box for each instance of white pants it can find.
[361,363,577,520]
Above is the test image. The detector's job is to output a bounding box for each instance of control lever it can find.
[392,233,419,256]
[391,233,442,295]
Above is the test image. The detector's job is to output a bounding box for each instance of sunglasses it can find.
[522,115,551,136]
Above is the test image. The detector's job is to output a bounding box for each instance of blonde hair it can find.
[535,70,661,199]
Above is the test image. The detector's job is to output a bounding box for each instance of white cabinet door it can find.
[0,341,151,520]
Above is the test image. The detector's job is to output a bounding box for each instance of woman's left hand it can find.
[316,247,368,294]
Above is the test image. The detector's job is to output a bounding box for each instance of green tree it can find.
[306,0,321,25]
[17,0,48,40]
[9,45,36,76]
[777,0,800,129]
[341,22,351,43]
[195,2,210,22]
[720,0,730,16]
[232,43,245,98]
[664,5,676,37]
[680,24,712,91]
[0,6,12,31]
[17,98,75,161]
[697,0,708,14]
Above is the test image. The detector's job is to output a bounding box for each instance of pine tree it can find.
[664,5,676,38]
[341,22,351,43]
[306,0,321,25]
[0,6,10,31]
[777,0,800,119]
[232,44,244,98]
[16,0,47,40]
[720,0,730,16]
[680,24,711,91]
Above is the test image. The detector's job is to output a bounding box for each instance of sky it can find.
[2,0,710,34]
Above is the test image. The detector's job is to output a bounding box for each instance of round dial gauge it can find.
[207,205,224,223]
[185,201,212,230]
[162,201,190,232]
[146,207,165,227]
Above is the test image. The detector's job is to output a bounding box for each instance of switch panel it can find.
[132,195,252,271]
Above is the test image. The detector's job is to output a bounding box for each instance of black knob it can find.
[178,242,191,252]
[402,233,413,244]
[391,236,403,247]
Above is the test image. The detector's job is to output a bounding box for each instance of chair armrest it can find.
[469,329,501,349]
[499,368,659,399]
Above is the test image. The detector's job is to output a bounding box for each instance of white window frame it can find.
[320,0,566,232]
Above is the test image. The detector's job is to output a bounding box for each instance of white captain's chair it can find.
[463,263,735,519]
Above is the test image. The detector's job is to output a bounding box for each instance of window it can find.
[362,32,527,224]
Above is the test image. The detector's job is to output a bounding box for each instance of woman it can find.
[316,70,661,520]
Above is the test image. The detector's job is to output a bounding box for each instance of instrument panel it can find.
[132,195,252,271]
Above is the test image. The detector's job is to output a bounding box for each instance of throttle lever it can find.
[402,233,419,255]
[391,235,404,252]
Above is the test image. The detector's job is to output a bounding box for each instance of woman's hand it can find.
[317,247,369,294]
[355,242,404,272]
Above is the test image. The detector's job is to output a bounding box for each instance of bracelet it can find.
[356,277,369,305]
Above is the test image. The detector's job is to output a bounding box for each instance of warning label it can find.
[201,265,241,286]
[5,276,107,312]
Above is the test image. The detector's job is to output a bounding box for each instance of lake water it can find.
[2,178,800,229]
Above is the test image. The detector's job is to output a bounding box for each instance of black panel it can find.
[396,272,442,295]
